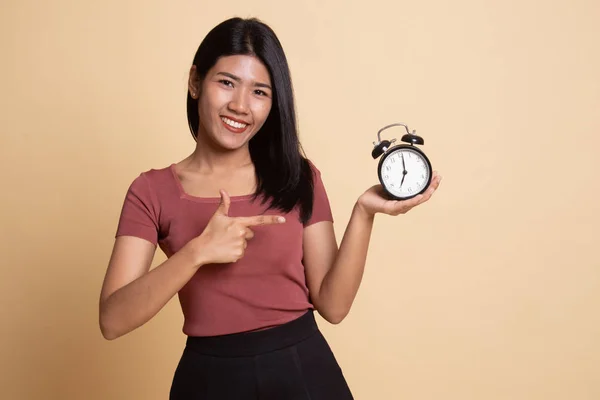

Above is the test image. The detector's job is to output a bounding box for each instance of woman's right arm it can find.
[99,189,285,340]
[99,235,203,340]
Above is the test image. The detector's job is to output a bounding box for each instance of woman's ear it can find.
[188,65,200,99]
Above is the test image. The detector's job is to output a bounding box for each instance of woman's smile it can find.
[220,115,250,134]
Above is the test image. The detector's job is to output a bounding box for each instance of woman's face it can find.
[190,55,273,151]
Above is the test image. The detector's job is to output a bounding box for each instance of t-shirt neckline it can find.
[168,163,256,203]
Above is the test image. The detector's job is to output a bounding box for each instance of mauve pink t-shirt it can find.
[114,161,333,337]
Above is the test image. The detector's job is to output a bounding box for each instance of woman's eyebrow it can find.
[216,72,272,90]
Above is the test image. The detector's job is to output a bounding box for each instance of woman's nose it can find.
[228,90,249,114]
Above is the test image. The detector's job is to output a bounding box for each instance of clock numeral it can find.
[386,166,391,172]
[384,175,389,180]
[390,158,395,163]
[408,187,413,193]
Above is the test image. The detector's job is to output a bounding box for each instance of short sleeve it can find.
[304,161,334,227]
[115,173,160,245]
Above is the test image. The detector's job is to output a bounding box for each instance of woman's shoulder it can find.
[123,163,179,200]
[302,157,323,175]
[303,158,329,187]
[130,163,176,184]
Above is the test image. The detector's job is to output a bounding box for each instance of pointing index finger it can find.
[237,215,286,226]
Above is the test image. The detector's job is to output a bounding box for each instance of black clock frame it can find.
[371,123,433,201]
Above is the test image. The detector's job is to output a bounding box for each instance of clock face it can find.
[380,147,431,199]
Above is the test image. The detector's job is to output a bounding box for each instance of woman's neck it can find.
[184,139,253,174]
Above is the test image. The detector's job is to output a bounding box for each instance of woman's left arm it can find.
[303,172,442,324]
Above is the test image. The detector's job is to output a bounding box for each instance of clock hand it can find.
[401,153,407,187]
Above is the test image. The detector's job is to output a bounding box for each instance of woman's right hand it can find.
[187,189,286,266]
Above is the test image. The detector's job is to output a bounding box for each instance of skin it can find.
[98,54,442,340]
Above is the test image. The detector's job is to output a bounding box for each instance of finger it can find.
[244,227,254,240]
[234,248,245,262]
[216,189,230,215]
[418,175,441,203]
[382,200,400,215]
[430,172,442,189]
[384,194,421,215]
[392,198,420,214]
[387,173,442,215]
[410,174,440,206]
[418,187,435,204]
[237,215,286,227]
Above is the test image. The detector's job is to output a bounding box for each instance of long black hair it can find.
[186,17,315,224]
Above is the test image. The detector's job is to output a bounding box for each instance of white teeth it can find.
[221,117,248,129]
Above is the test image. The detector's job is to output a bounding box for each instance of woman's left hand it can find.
[357,171,442,217]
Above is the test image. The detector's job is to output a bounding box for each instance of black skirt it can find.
[169,310,354,399]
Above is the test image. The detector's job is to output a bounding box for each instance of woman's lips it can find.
[221,116,249,134]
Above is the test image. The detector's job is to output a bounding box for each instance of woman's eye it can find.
[254,90,267,96]
[219,80,233,87]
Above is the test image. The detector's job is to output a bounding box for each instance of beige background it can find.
[2,0,599,399]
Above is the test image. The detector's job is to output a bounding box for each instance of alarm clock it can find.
[371,123,433,201]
